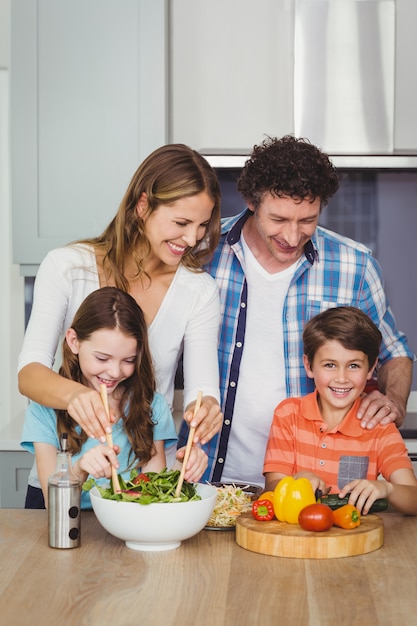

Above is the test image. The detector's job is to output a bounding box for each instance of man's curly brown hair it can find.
[237,135,339,210]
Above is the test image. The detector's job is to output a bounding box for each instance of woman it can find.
[18,144,223,451]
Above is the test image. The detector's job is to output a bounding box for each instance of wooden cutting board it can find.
[236,512,384,559]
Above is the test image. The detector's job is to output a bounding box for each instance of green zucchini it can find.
[321,494,388,513]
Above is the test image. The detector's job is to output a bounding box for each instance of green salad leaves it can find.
[82,468,201,504]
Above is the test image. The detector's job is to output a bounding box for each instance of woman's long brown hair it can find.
[56,287,156,468]
[77,143,221,291]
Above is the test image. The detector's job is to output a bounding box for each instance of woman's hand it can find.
[67,387,114,442]
[176,445,208,483]
[18,363,114,442]
[74,444,120,482]
[184,395,223,445]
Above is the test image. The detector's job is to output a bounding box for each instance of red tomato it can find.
[133,473,150,484]
[298,503,334,532]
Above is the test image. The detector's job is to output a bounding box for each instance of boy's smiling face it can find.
[303,339,377,422]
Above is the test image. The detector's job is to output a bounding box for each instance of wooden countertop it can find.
[1,509,417,626]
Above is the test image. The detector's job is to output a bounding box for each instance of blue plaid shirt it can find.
[179,209,414,481]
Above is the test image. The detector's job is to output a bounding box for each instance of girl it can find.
[21,287,207,509]
[18,143,223,451]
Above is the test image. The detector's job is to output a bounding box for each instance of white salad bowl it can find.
[90,483,217,551]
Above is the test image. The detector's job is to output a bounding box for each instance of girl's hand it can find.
[67,386,114,442]
[339,478,390,515]
[184,395,223,445]
[74,444,120,482]
[176,445,208,483]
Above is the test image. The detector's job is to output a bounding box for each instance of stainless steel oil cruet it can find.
[48,433,81,548]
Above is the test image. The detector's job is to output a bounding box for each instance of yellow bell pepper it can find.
[273,476,316,524]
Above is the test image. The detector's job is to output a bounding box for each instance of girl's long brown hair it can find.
[77,143,221,291]
[56,287,156,467]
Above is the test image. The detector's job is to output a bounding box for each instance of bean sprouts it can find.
[206,484,253,527]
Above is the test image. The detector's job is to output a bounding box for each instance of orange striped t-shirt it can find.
[263,391,412,493]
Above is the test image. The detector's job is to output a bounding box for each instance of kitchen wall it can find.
[0,0,27,431]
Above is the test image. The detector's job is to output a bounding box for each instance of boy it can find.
[264,306,417,515]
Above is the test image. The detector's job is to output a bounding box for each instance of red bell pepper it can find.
[252,499,275,522]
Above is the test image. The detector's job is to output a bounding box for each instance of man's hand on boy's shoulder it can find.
[359,356,413,429]
[356,390,403,430]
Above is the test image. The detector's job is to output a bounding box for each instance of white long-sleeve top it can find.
[18,244,221,411]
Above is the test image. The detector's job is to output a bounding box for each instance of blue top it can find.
[21,392,177,509]
[179,209,415,482]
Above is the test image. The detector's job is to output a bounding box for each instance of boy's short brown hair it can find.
[303,306,382,370]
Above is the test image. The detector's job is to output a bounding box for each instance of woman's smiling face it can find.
[137,191,214,267]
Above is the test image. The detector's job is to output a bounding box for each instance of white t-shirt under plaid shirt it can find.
[221,233,299,486]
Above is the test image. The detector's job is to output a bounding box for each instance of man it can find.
[180,135,414,486]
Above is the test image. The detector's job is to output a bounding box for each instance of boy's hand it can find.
[339,478,391,515]
[293,470,330,497]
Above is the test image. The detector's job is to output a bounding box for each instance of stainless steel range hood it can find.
[204,0,417,170]
[203,152,417,170]
[294,0,395,154]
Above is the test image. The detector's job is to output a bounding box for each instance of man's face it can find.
[249,193,320,269]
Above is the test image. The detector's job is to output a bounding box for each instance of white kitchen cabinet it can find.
[11,0,168,274]
[169,0,295,152]
[0,450,33,508]
[0,418,32,508]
